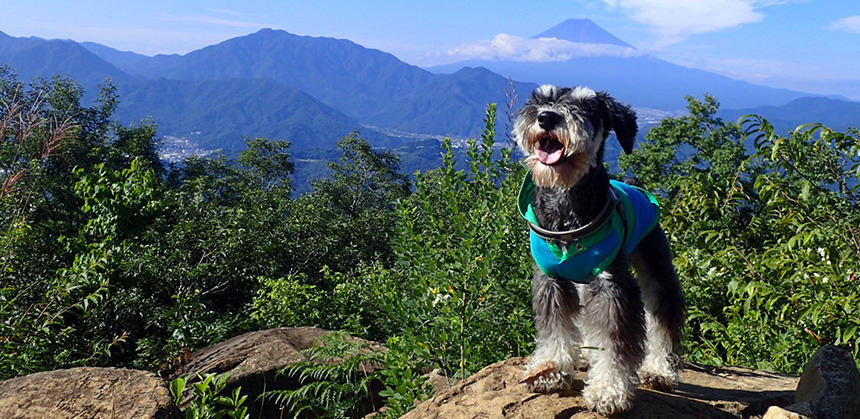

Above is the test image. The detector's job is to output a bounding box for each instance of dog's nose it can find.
[537,111,561,130]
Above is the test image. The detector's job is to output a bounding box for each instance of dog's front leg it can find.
[578,266,646,415]
[524,268,582,392]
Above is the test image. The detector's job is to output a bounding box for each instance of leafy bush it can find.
[377,335,432,417]
[0,71,149,376]
[170,373,250,419]
[620,95,860,372]
[364,104,535,378]
[264,331,384,418]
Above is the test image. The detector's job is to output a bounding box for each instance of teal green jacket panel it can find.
[518,172,661,283]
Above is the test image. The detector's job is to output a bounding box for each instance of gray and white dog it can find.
[513,85,685,415]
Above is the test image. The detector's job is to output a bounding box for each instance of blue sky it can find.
[2,0,859,99]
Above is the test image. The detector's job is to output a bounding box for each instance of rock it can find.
[794,344,860,419]
[168,327,384,418]
[762,405,810,419]
[404,358,799,418]
[0,367,179,419]
[424,368,455,394]
[781,401,814,418]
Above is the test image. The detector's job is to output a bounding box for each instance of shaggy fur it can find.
[514,85,686,415]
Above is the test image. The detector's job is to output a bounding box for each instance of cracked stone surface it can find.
[403,357,800,419]
[0,367,179,419]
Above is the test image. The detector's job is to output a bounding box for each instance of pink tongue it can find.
[537,147,563,165]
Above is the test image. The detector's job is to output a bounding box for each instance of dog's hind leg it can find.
[578,264,646,415]
[631,226,686,391]
[525,268,582,392]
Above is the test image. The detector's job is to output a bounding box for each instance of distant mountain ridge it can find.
[0,31,135,86]
[2,21,858,160]
[110,28,536,137]
[429,19,811,111]
[719,96,860,133]
[80,42,150,70]
[1,28,537,152]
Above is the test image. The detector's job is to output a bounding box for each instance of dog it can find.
[513,85,686,415]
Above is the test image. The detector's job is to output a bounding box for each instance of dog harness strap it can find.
[517,171,661,283]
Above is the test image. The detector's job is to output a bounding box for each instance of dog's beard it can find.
[519,123,597,189]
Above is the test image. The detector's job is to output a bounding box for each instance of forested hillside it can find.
[1,71,857,417]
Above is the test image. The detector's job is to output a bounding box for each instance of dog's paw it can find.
[638,353,680,392]
[526,370,573,393]
[639,373,675,392]
[582,379,635,415]
[521,361,572,392]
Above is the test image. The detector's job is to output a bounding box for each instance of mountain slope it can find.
[0,31,44,55]
[720,96,860,133]
[532,18,633,47]
[118,29,435,118]
[108,29,534,137]
[0,33,134,86]
[114,78,387,151]
[364,66,537,136]
[80,42,151,70]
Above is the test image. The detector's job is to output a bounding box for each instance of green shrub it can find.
[365,104,535,378]
[252,274,326,328]
[264,331,385,419]
[620,95,860,372]
[170,373,250,419]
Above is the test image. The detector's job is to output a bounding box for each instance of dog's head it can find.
[513,85,637,188]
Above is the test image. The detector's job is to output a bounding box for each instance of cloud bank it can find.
[600,0,772,45]
[447,33,642,62]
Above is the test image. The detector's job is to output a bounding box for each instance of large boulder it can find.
[169,327,383,417]
[0,367,179,419]
[403,358,799,418]
[791,344,860,419]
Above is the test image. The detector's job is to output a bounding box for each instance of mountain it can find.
[0,31,133,86]
[114,78,384,152]
[0,31,44,54]
[0,31,399,152]
[107,29,536,137]
[720,96,860,133]
[429,19,809,111]
[532,18,633,48]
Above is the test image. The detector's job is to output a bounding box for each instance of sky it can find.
[2,0,859,99]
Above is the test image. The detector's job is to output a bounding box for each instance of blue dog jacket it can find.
[517,171,661,283]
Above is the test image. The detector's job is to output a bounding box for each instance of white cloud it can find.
[204,8,244,16]
[447,33,642,62]
[159,14,273,29]
[828,15,860,34]
[600,0,770,45]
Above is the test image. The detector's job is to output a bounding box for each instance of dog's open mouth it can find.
[536,134,565,165]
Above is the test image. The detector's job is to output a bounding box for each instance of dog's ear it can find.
[597,92,637,154]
